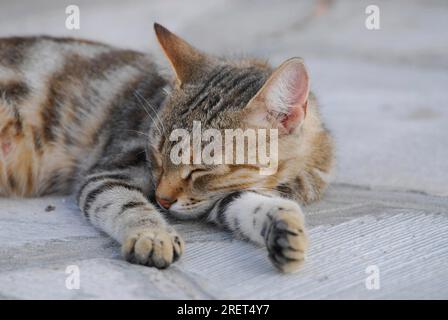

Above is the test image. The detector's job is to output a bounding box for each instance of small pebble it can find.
[45,205,56,212]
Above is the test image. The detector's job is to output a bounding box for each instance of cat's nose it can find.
[156,196,175,209]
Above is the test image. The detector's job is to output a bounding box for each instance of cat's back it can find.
[0,36,162,197]
[0,36,128,78]
[0,36,157,92]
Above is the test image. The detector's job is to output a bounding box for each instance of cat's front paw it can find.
[264,209,308,273]
[122,227,184,269]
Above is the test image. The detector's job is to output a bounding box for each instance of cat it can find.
[0,23,334,273]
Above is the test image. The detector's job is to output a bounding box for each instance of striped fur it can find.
[0,24,334,272]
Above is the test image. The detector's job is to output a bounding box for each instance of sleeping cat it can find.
[0,23,334,273]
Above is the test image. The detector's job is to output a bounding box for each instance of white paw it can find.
[264,208,308,273]
[122,227,184,269]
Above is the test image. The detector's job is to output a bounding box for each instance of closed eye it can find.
[185,169,208,180]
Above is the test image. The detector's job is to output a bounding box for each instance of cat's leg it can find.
[76,167,184,269]
[207,191,308,273]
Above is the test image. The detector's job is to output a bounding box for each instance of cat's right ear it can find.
[245,58,310,135]
[154,23,206,86]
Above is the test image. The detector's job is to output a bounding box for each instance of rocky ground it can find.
[0,0,447,299]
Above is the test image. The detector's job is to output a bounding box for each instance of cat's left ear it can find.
[246,58,309,134]
[154,23,207,86]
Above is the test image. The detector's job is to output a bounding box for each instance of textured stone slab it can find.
[1,189,447,299]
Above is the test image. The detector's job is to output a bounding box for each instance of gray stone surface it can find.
[0,0,447,299]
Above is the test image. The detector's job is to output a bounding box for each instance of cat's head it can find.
[148,23,314,219]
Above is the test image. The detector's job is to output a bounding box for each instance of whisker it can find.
[123,129,151,139]
[133,91,164,137]
[134,91,166,132]
[134,91,167,139]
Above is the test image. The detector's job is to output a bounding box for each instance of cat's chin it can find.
[167,209,207,220]
[167,202,211,220]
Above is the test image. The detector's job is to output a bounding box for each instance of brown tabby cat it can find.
[0,24,334,272]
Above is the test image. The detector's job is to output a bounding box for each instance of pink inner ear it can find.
[277,63,309,133]
[1,140,12,157]
[281,100,307,133]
